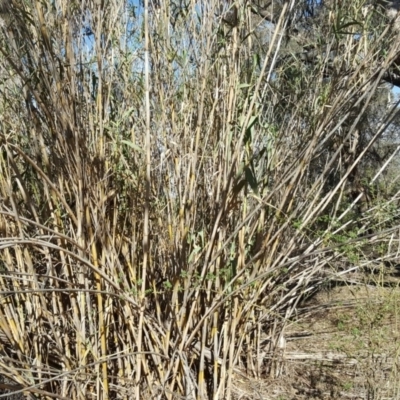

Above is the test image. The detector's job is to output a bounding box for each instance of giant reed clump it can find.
[0,0,399,399]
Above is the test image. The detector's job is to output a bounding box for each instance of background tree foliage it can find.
[0,0,399,399]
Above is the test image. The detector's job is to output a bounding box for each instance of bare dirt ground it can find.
[232,281,400,399]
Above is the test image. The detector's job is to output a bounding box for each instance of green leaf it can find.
[121,140,143,153]
[244,166,258,194]
[232,179,246,197]
[188,245,201,263]
[242,115,259,144]
[245,115,258,131]
[253,53,261,69]
[339,21,362,30]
